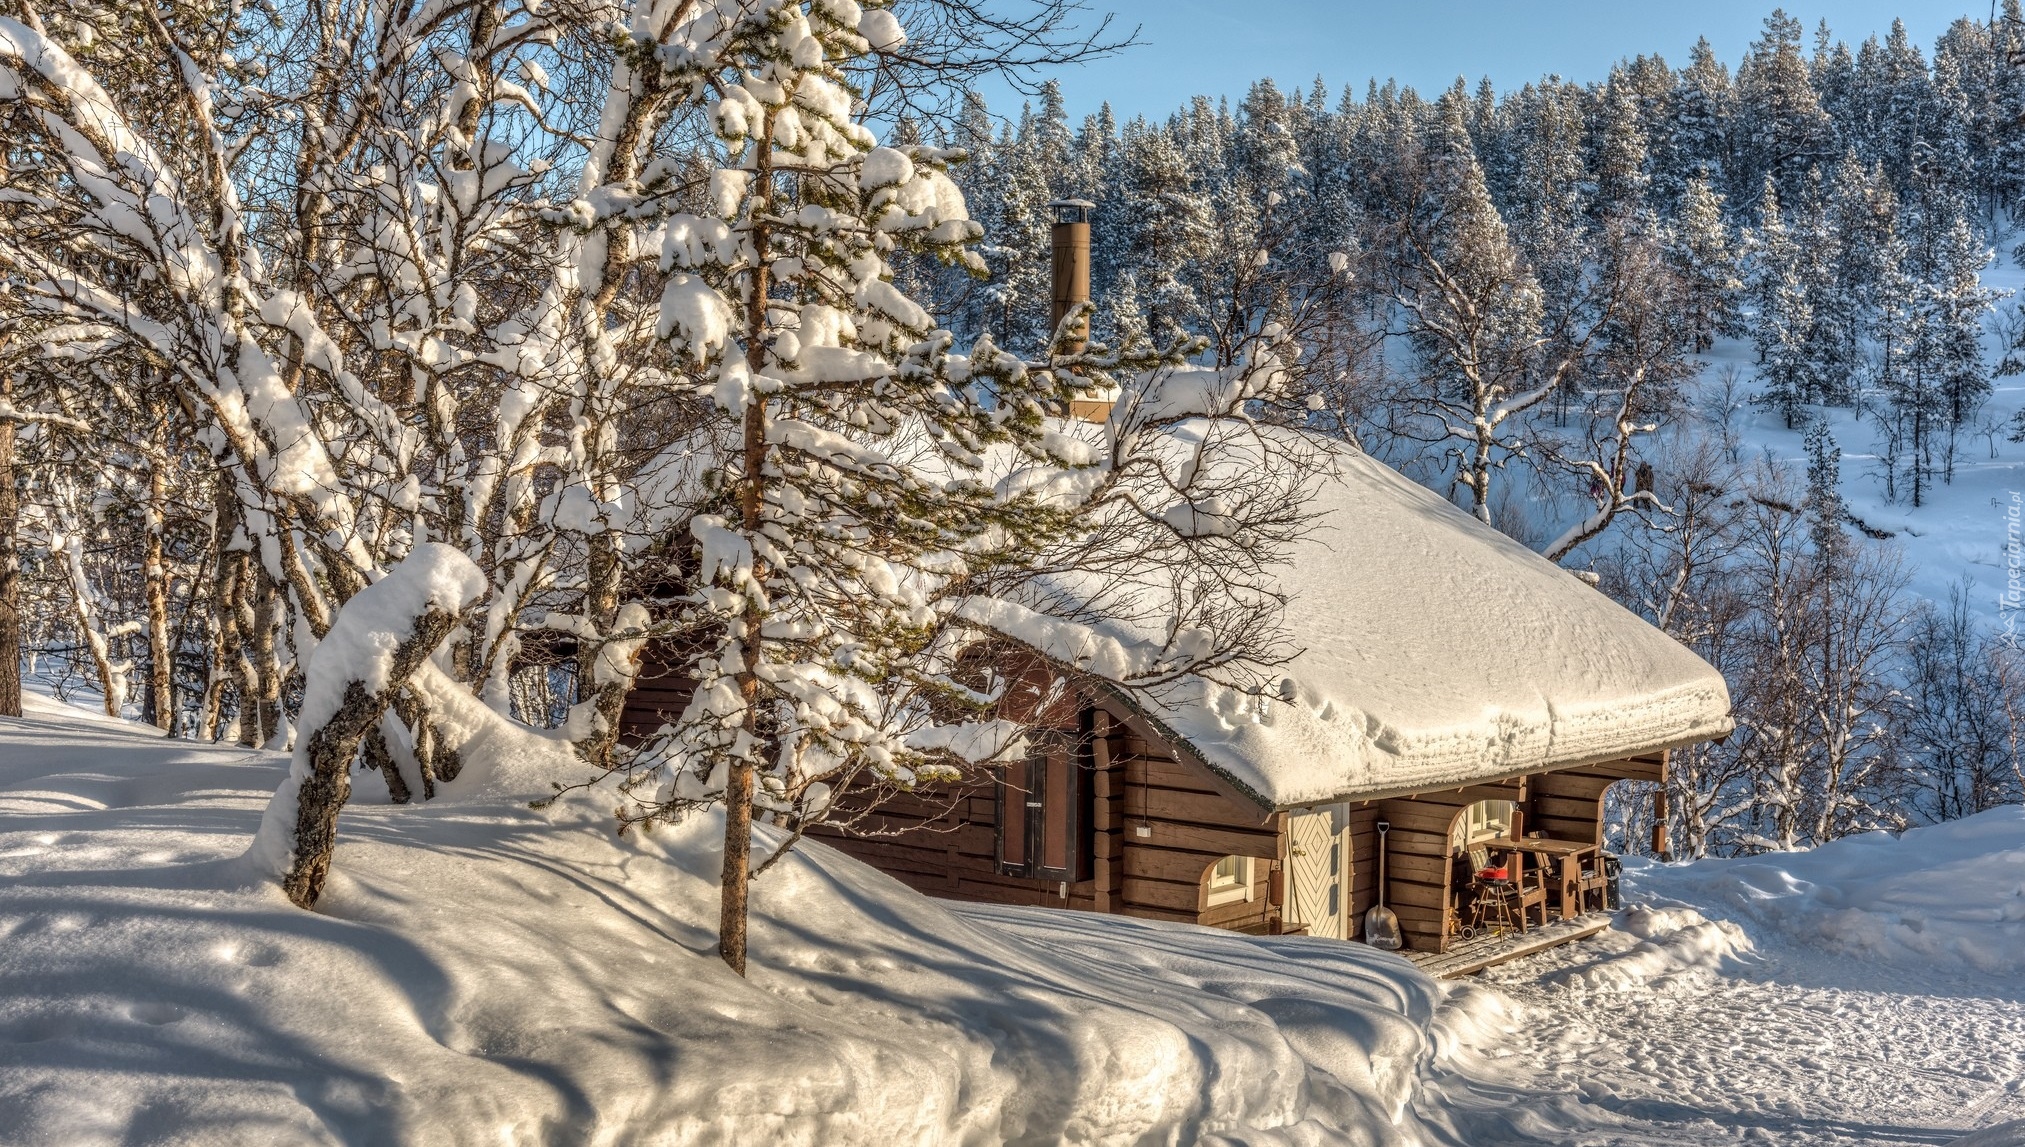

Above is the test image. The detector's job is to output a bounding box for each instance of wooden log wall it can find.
[805,698,1284,931]
[622,633,1675,953]
[808,693,1105,913]
[1366,779,1525,953]
[1106,714,1281,931]
[1526,750,1666,845]
[618,640,692,744]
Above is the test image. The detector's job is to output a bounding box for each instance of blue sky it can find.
[973,1,1977,124]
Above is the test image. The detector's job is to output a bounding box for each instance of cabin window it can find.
[1205,855,1254,906]
[996,733,1084,882]
[1451,799,1516,852]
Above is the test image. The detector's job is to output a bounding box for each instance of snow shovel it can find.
[1364,819,1402,949]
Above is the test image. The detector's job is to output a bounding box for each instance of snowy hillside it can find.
[0,690,1467,1146]
[1660,252,2025,632]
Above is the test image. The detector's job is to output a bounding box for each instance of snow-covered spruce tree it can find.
[1664,174,1742,352]
[1655,39,1733,201]
[1733,9,1834,208]
[1590,65,1652,226]
[1747,178,1813,428]
[1882,188,2003,504]
[1925,208,2004,483]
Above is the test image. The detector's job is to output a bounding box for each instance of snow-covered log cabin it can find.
[622,427,1733,955]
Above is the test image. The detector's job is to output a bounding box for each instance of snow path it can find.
[1420,896,2025,1145]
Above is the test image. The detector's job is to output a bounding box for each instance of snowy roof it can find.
[1088,430,1733,810]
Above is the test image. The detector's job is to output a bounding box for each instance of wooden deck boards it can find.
[1404,912,1615,979]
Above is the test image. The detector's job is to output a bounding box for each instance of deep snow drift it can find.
[1633,809,2025,976]
[0,691,1460,1146]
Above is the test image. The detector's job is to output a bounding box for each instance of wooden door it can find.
[1285,803,1350,940]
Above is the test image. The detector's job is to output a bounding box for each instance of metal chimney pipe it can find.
[1048,199,1093,356]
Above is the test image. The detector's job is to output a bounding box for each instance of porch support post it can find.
[1651,787,1670,860]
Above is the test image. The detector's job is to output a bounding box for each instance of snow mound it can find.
[1954,1120,2025,1147]
[1631,808,2025,975]
[1543,906,1752,996]
[0,696,1470,1145]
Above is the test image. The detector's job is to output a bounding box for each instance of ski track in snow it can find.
[1422,898,2025,1145]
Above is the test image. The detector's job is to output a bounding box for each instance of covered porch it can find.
[1280,751,1664,956]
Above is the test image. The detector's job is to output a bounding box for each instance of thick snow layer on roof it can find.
[1105,429,1732,808]
[0,693,1472,1144]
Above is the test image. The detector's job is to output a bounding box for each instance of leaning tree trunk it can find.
[282,606,463,908]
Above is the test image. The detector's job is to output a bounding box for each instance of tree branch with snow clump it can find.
[248,544,486,908]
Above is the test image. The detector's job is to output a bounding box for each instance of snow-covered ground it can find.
[0,689,1472,1146]
[5,692,2021,1145]
[1419,813,2025,1146]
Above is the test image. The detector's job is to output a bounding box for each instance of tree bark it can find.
[579,530,625,769]
[720,119,774,977]
[283,607,460,908]
[0,373,19,720]
[202,513,245,741]
[142,419,175,733]
[362,722,412,804]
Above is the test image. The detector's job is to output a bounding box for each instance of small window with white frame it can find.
[1205,854,1255,906]
[1451,799,1515,852]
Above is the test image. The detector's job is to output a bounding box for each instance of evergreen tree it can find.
[1803,420,1848,564]
[1592,65,1653,224]
[1993,0,2025,217]
[1666,174,1743,350]
[1733,9,1834,207]
[1114,121,1214,343]
[1662,37,1734,202]
[1793,169,1855,405]
[1748,178,1814,427]
[1928,208,2004,479]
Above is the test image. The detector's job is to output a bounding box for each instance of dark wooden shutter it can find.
[997,734,1087,882]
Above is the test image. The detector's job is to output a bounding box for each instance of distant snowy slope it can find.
[0,693,1465,1146]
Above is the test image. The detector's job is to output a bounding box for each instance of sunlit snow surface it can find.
[0,691,1460,1146]
[1420,823,2025,1146]
[5,691,2021,1145]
